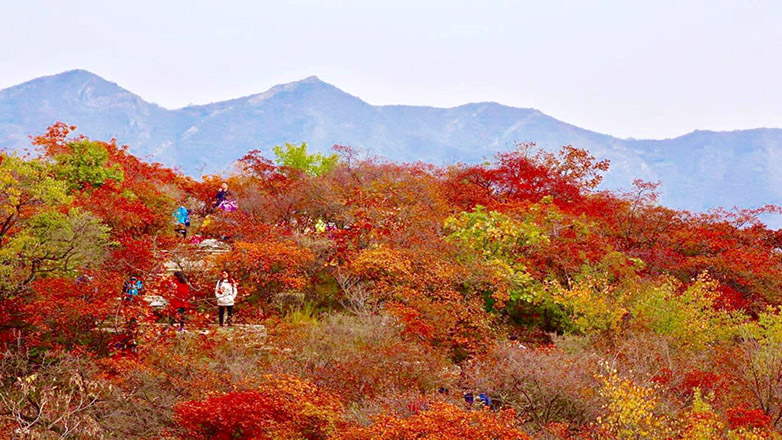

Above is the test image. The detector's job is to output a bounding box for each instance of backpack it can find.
[218,199,238,212]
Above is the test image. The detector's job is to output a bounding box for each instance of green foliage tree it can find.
[52,140,124,190]
[272,142,338,177]
[0,155,70,241]
[0,209,110,298]
[444,205,547,307]
[0,153,110,299]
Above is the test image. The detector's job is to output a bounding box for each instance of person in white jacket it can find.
[215,270,238,326]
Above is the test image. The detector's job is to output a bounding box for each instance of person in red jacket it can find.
[171,271,192,331]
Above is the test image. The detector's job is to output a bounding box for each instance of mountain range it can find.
[1,69,781,224]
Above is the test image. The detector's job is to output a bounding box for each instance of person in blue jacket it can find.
[123,276,143,301]
[173,206,190,238]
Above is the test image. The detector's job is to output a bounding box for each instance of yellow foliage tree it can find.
[631,272,746,349]
[596,362,670,439]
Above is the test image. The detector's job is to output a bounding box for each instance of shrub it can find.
[465,341,601,429]
[174,374,343,440]
[0,350,108,439]
[270,313,456,403]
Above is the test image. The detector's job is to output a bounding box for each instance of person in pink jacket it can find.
[215,270,238,327]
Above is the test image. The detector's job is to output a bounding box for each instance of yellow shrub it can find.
[596,362,670,439]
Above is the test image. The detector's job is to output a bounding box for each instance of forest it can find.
[2,122,782,439]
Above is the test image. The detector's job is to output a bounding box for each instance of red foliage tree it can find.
[174,375,343,440]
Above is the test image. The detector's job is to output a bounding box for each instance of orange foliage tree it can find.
[342,403,531,440]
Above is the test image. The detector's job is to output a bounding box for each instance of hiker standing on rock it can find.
[215,270,237,327]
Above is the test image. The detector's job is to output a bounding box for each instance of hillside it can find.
[1,70,780,218]
[2,133,782,438]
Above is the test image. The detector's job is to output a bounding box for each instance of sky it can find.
[1,0,781,139]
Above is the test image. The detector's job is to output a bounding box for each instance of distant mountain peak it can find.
[35,69,112,86]
[298,75,323,83]
[58,68,102,78]
[1,69,781,226]
[0,69,105,93]
[240,74,359,106]
[280,75,338,90]
[0,69,145,110]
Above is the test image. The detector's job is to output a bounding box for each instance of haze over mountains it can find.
[1,69,781,222]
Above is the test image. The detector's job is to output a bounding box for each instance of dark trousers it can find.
[218,305,233,326]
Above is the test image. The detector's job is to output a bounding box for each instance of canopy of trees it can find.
[1,123,782,439]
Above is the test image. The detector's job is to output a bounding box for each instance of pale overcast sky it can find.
[1,0,780,139]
